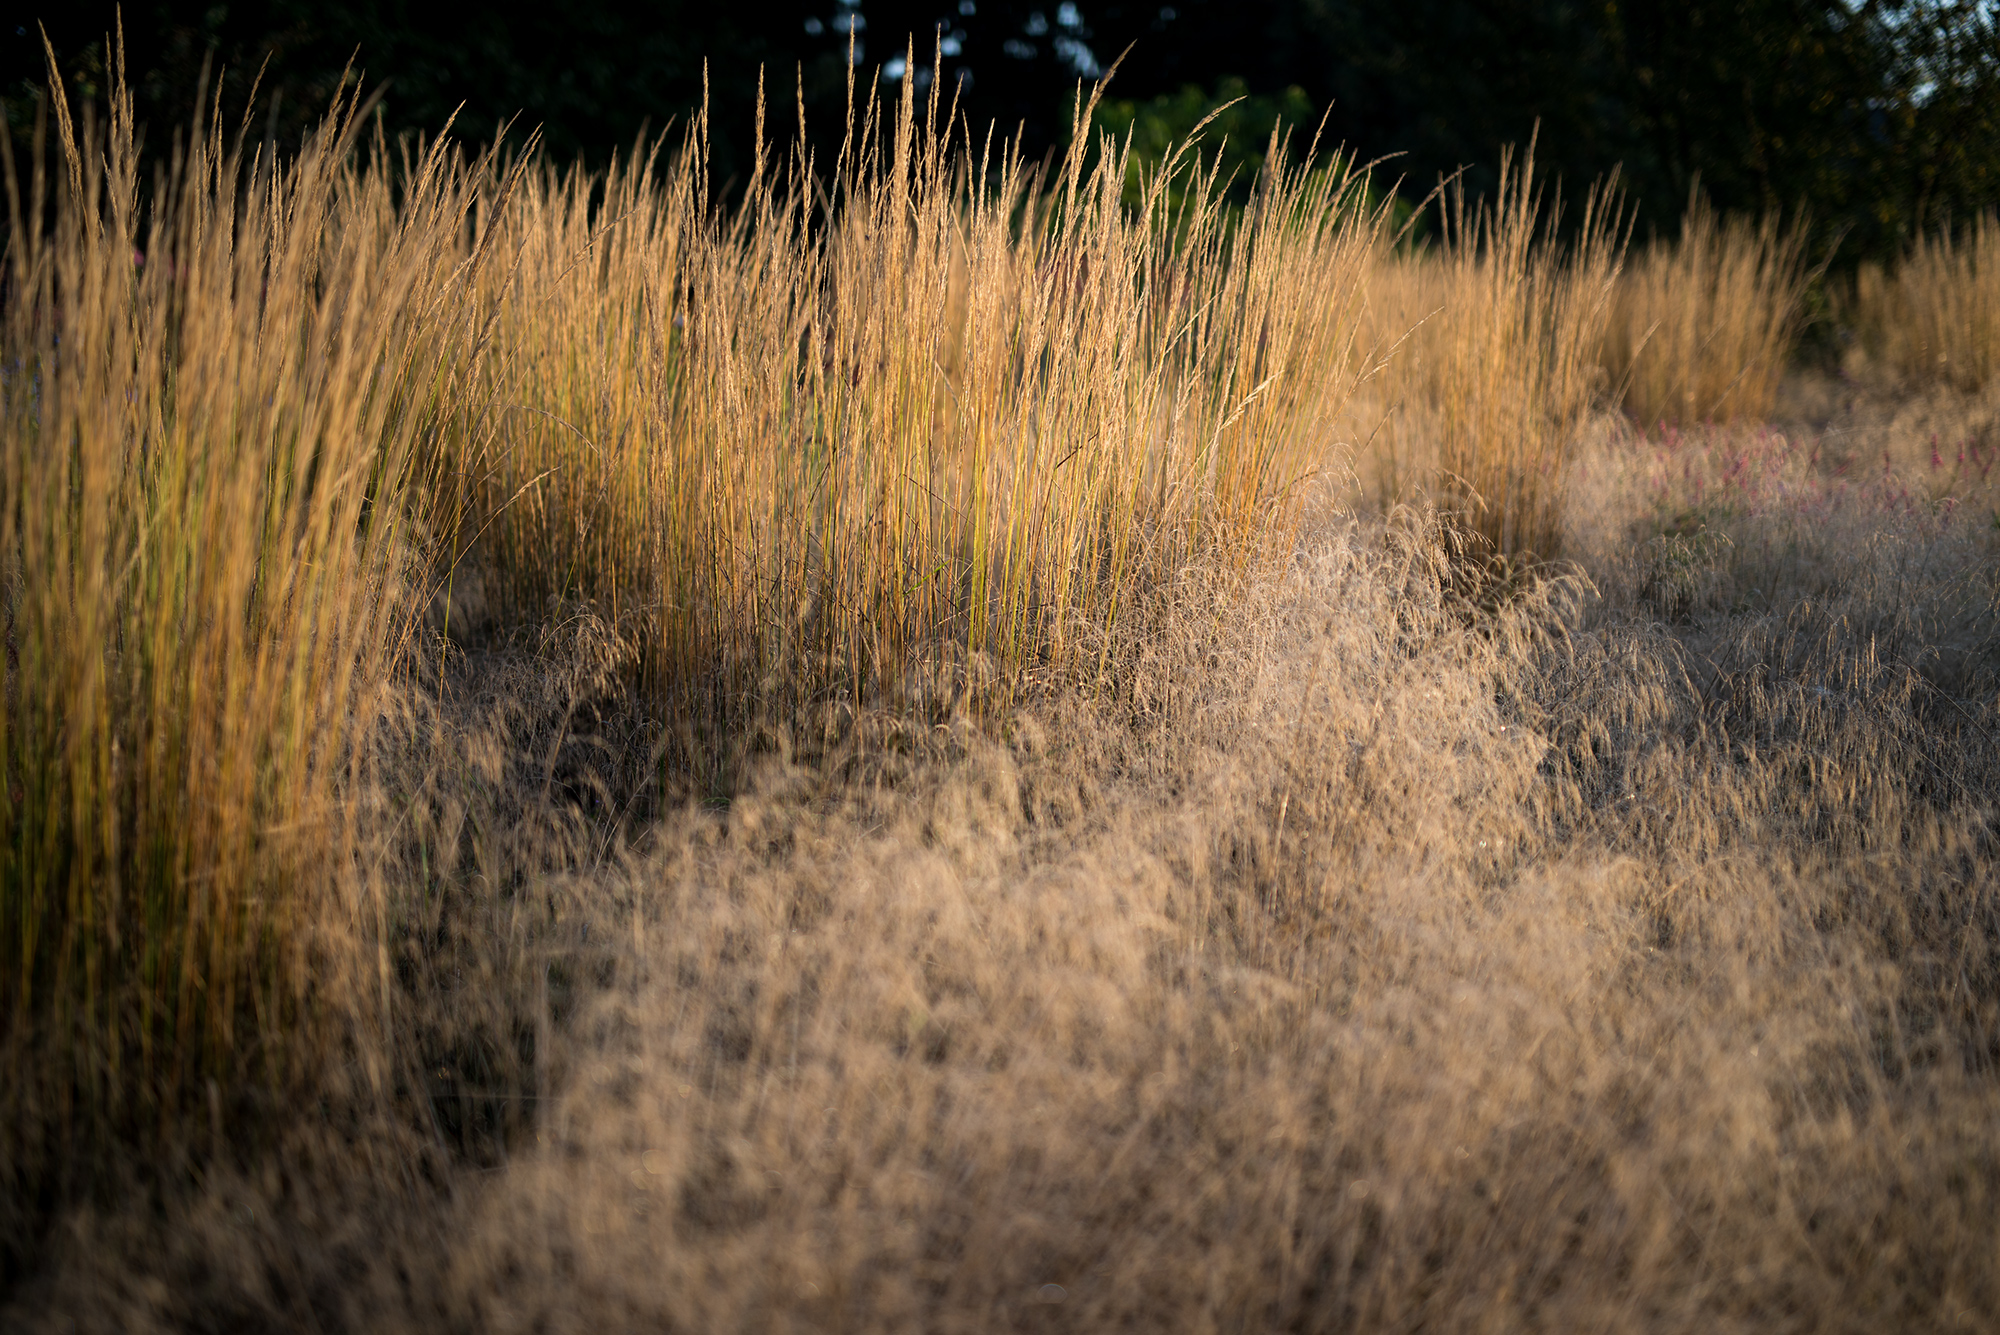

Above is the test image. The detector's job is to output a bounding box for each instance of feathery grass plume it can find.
[458,68,1391,755]
[12,482,2000,1329]
[1604,190,1812,430]
[1852,212,2000,391]
[0,36,496,1169]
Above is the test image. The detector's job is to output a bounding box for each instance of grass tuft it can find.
[2,42,498,1173]
[1852,211,2000,392]
[1604,190,1812,430]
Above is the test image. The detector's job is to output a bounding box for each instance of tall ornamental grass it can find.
[1852,211,2000,391]
[462,73,1392,727]
[1360,150,1624,567]
[2,57,1394,1162]
[1604,192,1812,429]
[1,52,496,1150]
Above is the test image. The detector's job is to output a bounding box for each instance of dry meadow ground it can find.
[4,67,1999,1332]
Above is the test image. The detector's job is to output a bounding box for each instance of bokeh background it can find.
[8,1,2000,260]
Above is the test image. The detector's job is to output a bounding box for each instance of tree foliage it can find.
[5,1,1997,260]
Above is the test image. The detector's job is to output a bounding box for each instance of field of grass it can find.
[4,65,2000,1332]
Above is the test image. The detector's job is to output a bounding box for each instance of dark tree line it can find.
[7,1,1999,261]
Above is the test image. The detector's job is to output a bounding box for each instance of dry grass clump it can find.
[466,74,1389,736]
[1852,212,2000,392]
[1604,193,1812,430]
[0,47,507,1194]
[1353,150,1622,566]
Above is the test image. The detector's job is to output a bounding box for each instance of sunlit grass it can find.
[1355,148,1622,566]
[1852,211,2000,392]
[1605,192,1812,430]
[4,55,1395,1160]
[462,73,1392,741]
[6,56,2000,1334]
[2,51,499,1149]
